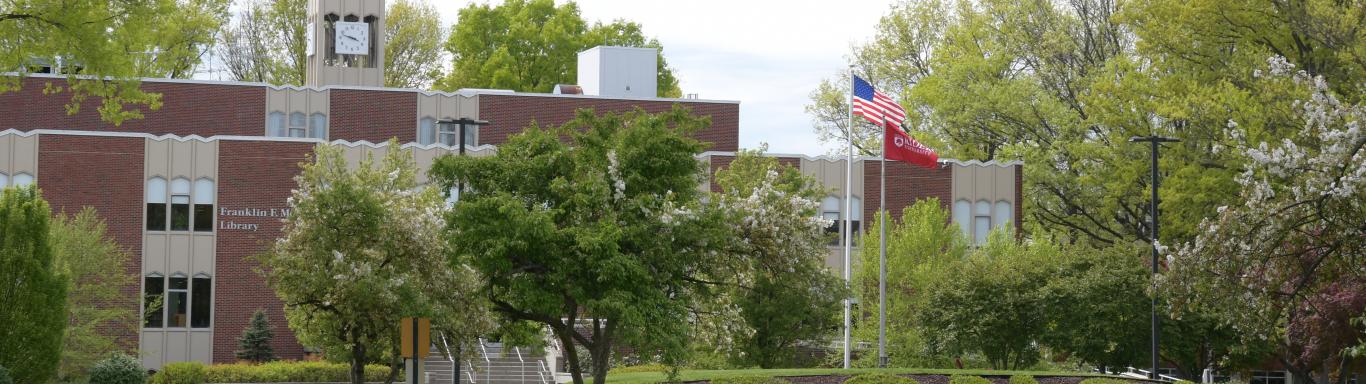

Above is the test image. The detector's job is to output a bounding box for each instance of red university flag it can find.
[885,126,939,169]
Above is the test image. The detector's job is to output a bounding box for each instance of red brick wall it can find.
[328,89,416,143]
[479,95,739,152]
[37,134,145,347]
[863,161,953,223]
[0,77,266,136]
[213,140,314,363]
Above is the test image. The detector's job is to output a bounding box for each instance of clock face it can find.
[305,22,315,56]
[334,21,369,55]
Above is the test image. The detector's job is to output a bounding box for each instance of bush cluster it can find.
[203,361,390,383]
[0,365,12,384]
[1078,379,1135,384]
[88,353,146,384]
[710,376,791,384]
[151,362,207,384]
[949,375,993,384]
[844,373,920,384]
[1009,375,1039,384]
[607,363,670,374]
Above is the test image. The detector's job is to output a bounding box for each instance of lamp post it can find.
[435,117,489,384]
[1129,134,1180,380]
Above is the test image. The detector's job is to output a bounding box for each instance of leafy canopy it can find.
[0,186,68,383]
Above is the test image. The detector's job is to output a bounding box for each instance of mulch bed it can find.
[700,374,1126,384]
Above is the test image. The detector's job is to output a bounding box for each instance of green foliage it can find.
[1077,379,1134,384]
[1037,243,1149,368]
[948,375,992,384]
[151,361,206,384]
[1,0,228,125]
[608,363,669,374]
[431,106,716,384]
[844,373,919,384]
[235,310,276,362]
[710,376,791,384]
[50,208,138,381]
[384,0,447,89]
[439,0,681,97]
[854,199,968,367]
[259,141,489,384]
[87,353,146,384]
[0,365,11,384]
[202,361,390,383]
[1008,375,1038,384]
[0,186,68,383]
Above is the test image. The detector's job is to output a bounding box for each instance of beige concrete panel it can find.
[997,166,1015,204]
[824,247,842,273]
[851,159,865,199]
[194,141,217,179]
[190,331,213,364]
[140,331,165,369]
[411,147,439,184]
[193,235,214,276]
[10,134,38,174]
[168,235,191,275]
[0,135,11,172]
[145,139,170,179]
[467,147,495,158]
[169,141,195,178]
[166,332,189,363]
[144,234,167,275]
[339,145,365,169]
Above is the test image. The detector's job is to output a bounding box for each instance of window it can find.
[288,112,307,138]
[438,120,458,146]
[364,15,379,67]
[972,200,992,244]
[822,196,841,245]
[167,274,189,327]
[12,173,33,187]
[323,13,339,66]
[1250,371,1287,384]
[146,177,168,231]
[464,124,478,147]
[993,200,1013,230]
[170,178,191,231]
[0,173,7,187]
[193,178,214,232]
[191,274,212,328]
[144,274,165,328]
[953,199,971,238]
[419,117,436,145]
[309,112,327,139]
[268,111,286,137]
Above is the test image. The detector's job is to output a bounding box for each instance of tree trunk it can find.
[352,338,368,384]
[556,323,585,384]
[590,340,611,384]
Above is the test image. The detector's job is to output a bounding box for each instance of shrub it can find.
[202,361,390,383]
[88,353,146,384]
[151,361,207,384]
[608,363,669,374]
[1009,376,1039,384]
[1078,379,1136,384]
[235,310,276,362]
[0,365,12,384]
[710,376,790,384]
[844,373,919,384]
[949,375,993,384]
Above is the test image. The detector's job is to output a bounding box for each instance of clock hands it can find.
[344,35,358,42]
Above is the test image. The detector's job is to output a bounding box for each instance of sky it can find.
[432,0,896,156]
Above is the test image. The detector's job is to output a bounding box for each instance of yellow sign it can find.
[400,317,431,358]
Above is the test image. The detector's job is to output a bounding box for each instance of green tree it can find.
[1,0,229,125]
[854,199,968,367]
[702,146,845,368]
[258,142,489,384]
[438,0,682,97]
[430,107,720,384]
[236,310,276,363]
[215,0,306,85]
[0,186,68,383]
[49,208,137,382]
[384,0,446,89]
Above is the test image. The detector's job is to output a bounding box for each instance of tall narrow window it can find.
[993,200,1013,230]
[170,178,191,231]
[144,274,165,328]
[418,117,436,145]
[822,196,841,245]
[12,173,33,187]
[323,14,339,66]
[289,112,307,138]
[364,15,379,67]
[973,200,992,244]
[953,199,971,238]
[268,111,286,137]
[0,173,8,187]
[167,275,188,327]
[310,112,328,139]
[463,124,478,147]
[193,178,215,232]
[191,274,212,328]
[438,120,457,146]
[146,177,168,231]
[849,197,863,244]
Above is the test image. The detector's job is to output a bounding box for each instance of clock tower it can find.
[305,0,385,87]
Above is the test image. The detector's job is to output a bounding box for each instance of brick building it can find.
[0,0,1018,370]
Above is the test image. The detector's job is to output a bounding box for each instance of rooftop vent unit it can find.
[553,84,583,95]
[577,46,657,98]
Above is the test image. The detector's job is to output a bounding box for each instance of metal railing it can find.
[1124,367,1182,382]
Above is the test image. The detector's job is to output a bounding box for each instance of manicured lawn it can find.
[607,368,1116,384]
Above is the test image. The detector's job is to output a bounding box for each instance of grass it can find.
[606,367,1120,384]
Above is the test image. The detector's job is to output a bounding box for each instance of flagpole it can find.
[878,123,888,368]
[843,64,854,370]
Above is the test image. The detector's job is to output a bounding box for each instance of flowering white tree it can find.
[1162,57,1366,384]
[259,142,488,384]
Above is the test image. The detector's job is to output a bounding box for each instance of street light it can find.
[436,117,489,384]
[1128,134,1180,380]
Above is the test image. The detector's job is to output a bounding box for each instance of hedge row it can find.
[151,361,392,383]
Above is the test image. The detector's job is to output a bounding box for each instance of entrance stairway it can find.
[422,338,556,384]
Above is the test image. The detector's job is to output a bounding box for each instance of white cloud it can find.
[434,0,894,155]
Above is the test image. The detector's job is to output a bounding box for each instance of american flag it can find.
[852,75,906,130]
